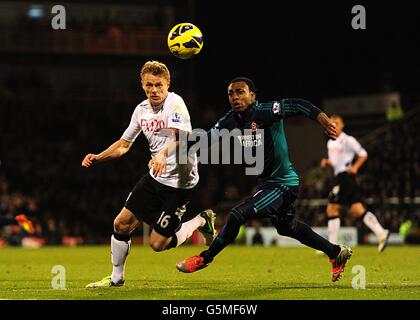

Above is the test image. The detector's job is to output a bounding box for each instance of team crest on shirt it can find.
[238,122,263,147]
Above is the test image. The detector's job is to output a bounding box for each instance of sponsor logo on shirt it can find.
[237,133,263,147]
[140,119,165,132]
[171,112,182,123]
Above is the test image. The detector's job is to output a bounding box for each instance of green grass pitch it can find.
[0,245,419,300]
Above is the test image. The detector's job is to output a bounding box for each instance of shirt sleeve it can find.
[274,98,322,121]
[167,97,192,132]
[121,107,142,142]
[348,136,368,157]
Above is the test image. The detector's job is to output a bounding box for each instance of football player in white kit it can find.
[82,61,216,288]
[319,115,390,253]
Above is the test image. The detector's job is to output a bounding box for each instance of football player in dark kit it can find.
[156,77,353,282]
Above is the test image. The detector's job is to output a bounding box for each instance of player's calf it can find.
[198,209,217,245]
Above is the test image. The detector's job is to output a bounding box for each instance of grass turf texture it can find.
[0,245,419,300]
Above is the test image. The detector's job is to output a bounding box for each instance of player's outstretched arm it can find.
[316,112,337,140]
[346,137,368,174]
[280,98,324,120]
[81,139,133,168]
[347,155,367,174]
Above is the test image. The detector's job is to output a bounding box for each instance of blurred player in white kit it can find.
[319,115,390,253]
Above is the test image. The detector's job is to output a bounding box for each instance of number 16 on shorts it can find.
[157,211,171,229]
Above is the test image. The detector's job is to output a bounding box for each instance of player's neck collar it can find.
[150,100,165,112]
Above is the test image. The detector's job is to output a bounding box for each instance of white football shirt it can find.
[121,92,199,189]
[327,132,367,176]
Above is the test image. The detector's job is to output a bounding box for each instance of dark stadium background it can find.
[1,0,419,245]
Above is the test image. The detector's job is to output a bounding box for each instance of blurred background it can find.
[0,0,419,247]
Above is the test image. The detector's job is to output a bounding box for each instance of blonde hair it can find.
[140,60,170,82]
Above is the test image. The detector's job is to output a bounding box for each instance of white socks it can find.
[363,211,385,237]
[110,214,206,282]
[111,234,131,283]
[328,217,340,244]
[174,214,205,247]
[327,211,385,245]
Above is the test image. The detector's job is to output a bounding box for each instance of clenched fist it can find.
[82,154,98,168]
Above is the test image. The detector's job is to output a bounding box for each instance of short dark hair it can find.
[229,77,257,93]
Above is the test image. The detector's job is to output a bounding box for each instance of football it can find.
[167,23,203,59]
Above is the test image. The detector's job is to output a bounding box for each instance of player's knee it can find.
[326,207,340,218]
[274,216,296,235]
[113,217,131,234]
[149,241,165,252]
[349,204,365,218]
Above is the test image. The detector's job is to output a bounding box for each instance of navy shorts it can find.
[231,183,299,224]
[124,174,196,238]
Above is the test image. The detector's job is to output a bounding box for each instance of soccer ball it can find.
[167,23,203,59]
